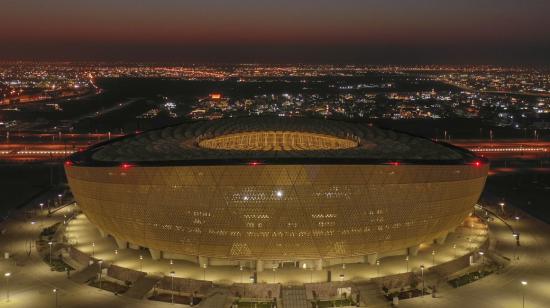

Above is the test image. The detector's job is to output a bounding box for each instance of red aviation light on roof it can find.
[120,163,134,170]
[471,160,482,167]
[249,161,261,167]
[64,160,73,167]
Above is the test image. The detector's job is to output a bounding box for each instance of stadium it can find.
[65,117,488,270]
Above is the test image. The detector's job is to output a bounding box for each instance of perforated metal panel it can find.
[66,163,488,261]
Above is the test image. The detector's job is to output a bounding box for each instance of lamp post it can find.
[4,273,10,302]
[53,288,58,308]
[240,265,244,283]
[478,251,485,265]
[272,267,276,283]
[139,255,143,271]
[453,244,457,258]
[202,263,207,280]
[92,242,95,257]
[420,265,425,297]
[521,280,527,308]
[405,256,409,272]
[432,250,436,266]
[98,260,103,289]
[499,202,505,214]
[376,260,380,276]
[48,241,53,265]
[170,271,175,305]
[114,249,118,264]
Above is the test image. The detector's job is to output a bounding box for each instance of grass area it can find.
[384,288,425,301]
[149,293,202,305]
[40,222,61,237]
[449,269,494,288]
[313,298,355,308]
[42,255,74,272]
[89,280,129,294]
[234,301,275,308]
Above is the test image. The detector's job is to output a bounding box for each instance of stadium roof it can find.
[69,117,481,166]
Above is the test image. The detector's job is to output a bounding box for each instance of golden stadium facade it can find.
[65,117,488,268]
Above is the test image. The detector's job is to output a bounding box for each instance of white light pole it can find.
[4,273,11,302]
[48,241,53,265]
[170,271,175,305]
[53,288,58,308]
[139,255,143,271]
[98,260,103,289]
[521,281,527,308]
[202,264,207,280]
[240,265,243,283]
[420,265,425,297]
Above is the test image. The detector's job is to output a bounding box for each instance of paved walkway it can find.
[64,213,487,286]
[400,206,550,308]
[0,206,180,308]
[1,199,548,308]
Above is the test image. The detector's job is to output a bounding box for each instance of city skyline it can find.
[2,0,550,64]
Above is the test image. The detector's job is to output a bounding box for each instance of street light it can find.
[170,271,175,305]
[139,255,143,271]
[405,256,409,272]
[48,241,53,265]
[202,263,207,280]
[53,288,58,308]
[240,265,244,283]
[521,281,527,308]
[98,260,103,289]
[114,249,118,264]
[453,244,457,258]
[4,273,10,302]
[92,242,95,257]
[478,251,485,265]
[376,260,380,276]
[420,265,425,297]
[432,250,436,266]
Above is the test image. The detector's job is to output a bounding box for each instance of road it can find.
[0,136,547,162]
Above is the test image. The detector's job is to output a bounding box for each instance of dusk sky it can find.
[2,0,550,64]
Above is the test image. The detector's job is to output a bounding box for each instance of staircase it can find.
[124,275,161,299]
[355,281,387,307]
[282,286,309,308]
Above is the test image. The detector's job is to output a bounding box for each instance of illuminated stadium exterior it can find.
[65,117,488,270]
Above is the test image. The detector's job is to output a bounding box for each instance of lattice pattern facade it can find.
[198,131,359,151]
[65,163,488,261]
